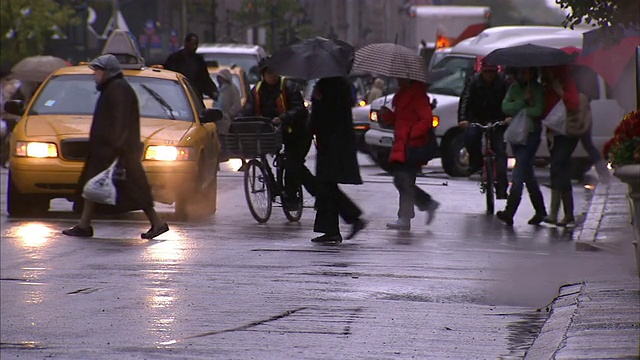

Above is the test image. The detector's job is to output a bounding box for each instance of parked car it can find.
[365,26,625,178]
[197,43,267,87]
[4,30,223,220]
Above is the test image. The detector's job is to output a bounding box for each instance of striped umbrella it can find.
[352,43,428,82]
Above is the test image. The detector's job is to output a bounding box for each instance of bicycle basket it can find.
[221,117,282,158]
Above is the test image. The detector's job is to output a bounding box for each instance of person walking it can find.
[163,33,218,100]
[215,69,242,141]
[496,67,547,226]
[379,78,440,230]
[366,78,384,104]
[458,61,510,198]
[240,57,315,208]
[309,77,367,243]
[541,66,581,227]
[62,54,169,239]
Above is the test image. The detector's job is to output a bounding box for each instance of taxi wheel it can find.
[7,171,49,216]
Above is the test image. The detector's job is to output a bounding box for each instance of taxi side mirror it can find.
[4,100,24,116]
[201,108,223,124]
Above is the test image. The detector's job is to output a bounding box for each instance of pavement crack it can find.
[184,307,308,340]
[67,287,101,295]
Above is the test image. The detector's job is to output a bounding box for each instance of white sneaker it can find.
[424,200,440,225]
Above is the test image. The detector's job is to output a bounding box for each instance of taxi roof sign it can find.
[101,29,145,69]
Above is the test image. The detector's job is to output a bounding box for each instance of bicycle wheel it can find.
[484,155,495,215]
[277,160,303,222]
[244,159,272,223]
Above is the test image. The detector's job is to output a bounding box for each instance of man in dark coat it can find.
[63,54,169,239]
[458,61,509,199]
[240,57,315,208]
[309,77,367,243]
[163,33,218,100]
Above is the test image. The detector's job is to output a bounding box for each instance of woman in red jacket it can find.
[379,78,439,230]
[541,66,580,227]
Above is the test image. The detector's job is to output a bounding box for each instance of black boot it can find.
[497,192,520,226]
[527,186,547,225]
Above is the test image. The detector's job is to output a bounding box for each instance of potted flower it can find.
[603,109,640,277]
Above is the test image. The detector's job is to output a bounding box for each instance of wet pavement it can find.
[1,154,637,359]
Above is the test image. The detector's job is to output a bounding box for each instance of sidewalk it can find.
[526,177,640,359]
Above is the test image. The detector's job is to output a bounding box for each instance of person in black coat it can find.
[310,77,367,243]
[240,58,316,207]
[63,54,168,239]
[457,61,509,198]
[163,33,218,100]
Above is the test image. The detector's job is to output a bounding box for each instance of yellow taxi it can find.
[4,30,222,220]
[203,64,251,109]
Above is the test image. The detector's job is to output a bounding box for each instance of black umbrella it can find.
[483,43,577,67]
[267,37,355,80]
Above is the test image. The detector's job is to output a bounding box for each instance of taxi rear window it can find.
[29,74,195,121]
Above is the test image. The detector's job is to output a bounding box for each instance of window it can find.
[428,56,475,97]
[201,53,261,83]
[29,75,194,121]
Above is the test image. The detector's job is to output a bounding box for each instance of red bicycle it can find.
[469,120,506,215]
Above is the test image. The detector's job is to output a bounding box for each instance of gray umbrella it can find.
[10,55,69,82]
[352,43,428,82]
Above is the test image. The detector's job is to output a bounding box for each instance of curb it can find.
[523,283,584,360]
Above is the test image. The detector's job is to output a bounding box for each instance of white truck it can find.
[365,25,626,178]
[408,5,491,65]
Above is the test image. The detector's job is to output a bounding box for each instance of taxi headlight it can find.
[16,142,58,158]
[370,111,378,122]
[144,146,194,161]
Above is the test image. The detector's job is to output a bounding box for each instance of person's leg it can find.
[580,123,610,183]
[464,126,483,173]
[491,129,509,198]
[140,206,169,239]
[388,165,415,230]
[555,136,579,226]
[63,200,95,237]
[313,181,341,237]
[522,133,546,224]
[333,186,367,240]
[497,143,526,226]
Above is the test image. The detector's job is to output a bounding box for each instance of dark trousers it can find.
[313,181,362,235]
[392,163,433,219]
[284,137,316,198]
[464,126,508,191]
[506,128,545,216]
[549,134,579,191]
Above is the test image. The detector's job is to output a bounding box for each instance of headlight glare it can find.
[15,141,58,158]
[144,146,193,161]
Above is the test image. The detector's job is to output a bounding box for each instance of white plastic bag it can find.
[543,100,567,135]
[82,158,118,205]
[504,109,530,145]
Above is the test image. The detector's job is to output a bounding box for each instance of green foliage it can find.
[555,0,640,40]
[0,0,76,66]
[233,0,306,51]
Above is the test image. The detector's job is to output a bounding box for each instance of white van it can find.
[197,43,267,86]
[364,26,625,177]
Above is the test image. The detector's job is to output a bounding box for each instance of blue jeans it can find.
[505,128,546,216]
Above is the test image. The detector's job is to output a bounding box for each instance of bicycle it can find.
[221,116,303,223]
[469,120,507,215]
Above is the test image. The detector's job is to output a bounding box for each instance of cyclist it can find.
[458,60,509,199]
[240,57,315,209]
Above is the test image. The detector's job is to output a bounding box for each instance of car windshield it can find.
[200,53,261,84]
[428,56,475,97]
[29,74,194,121]
[209,73,243,97]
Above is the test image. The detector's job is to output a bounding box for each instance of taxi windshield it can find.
[29,74,194,121]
